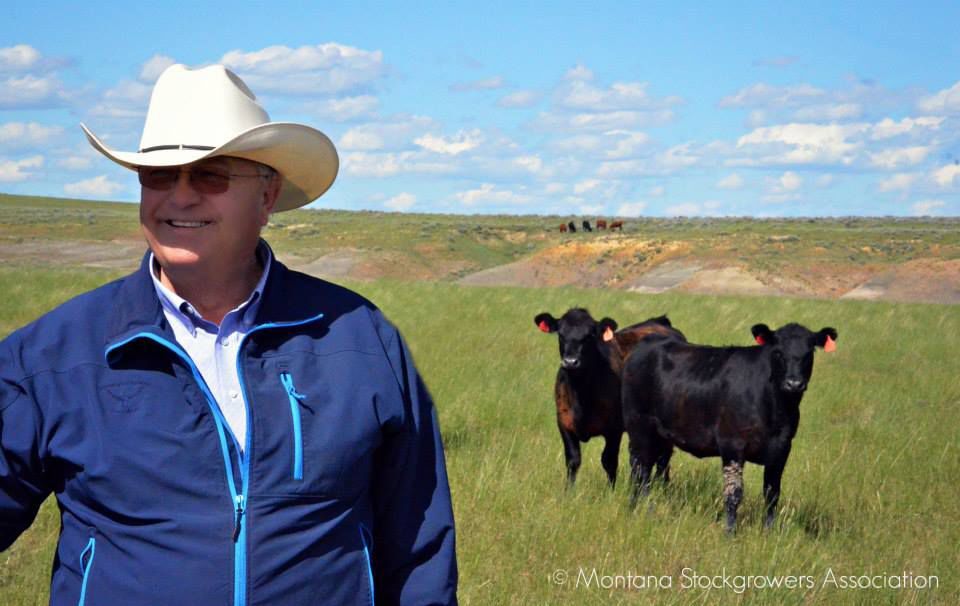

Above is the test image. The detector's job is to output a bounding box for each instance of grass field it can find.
[1,264,957,604]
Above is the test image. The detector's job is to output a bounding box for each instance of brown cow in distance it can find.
[559,223,568,233]
[609,220,624,231]
[596,219,608,230]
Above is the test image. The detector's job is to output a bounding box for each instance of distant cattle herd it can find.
[558,219,623,233]
[535,307,837,534]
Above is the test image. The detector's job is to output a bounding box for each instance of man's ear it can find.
[816,327,838,351]
[751,323,775,345]
[260,170,281,224]
[598,317,618,342]
[534,313,559,334]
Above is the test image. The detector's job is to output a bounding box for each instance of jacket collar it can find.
[105,240,323,356]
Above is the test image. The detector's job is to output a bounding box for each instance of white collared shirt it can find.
[149,244,272,452]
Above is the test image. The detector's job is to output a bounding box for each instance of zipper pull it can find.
[280,372,307,400]
[233,494,246,542]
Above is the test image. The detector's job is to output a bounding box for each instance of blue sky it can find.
[2,1,960,217]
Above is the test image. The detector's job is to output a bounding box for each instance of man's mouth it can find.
[165,220,212,228]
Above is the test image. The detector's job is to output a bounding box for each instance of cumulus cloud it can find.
[384,192,416,211]
[0,44,42,72]
[513,155,545,175]
[918,81,960,114]
[0,122,64,149]
[932,163,960,188]
[878,173,919,193]
[793,103,862,121]
[870,116,943,140]
[450,76,504,92]
[779,171,802,191]
[497,90,540,108]
[733,122,867,166]
[555,64,682,112]
[339,116,437,151]
[0,155,43,181]
[414,129,483,155]
[720,83,825,109]
[616,201,647,217]
[911,199,946,216]
[64,175,124,198]
[573,179,601,194]
[454,183,531,207]
[88,79,153,119]
[310,95,379,121]
[868,146,931,169]
[717,173,745,190]
[0,74,69,109]
[342,151,455,178]
[220,43,385,95]
[139,55,177,82]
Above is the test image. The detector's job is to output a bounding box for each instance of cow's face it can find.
[752,323,838,394]
[535,308,618,371]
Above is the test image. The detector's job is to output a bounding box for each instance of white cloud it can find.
[311,95,379,121]
[454,183,531,207]
[0,44,42,72]
[616,201,647,217]
[793,103,862,121]
[88,79,152,119]
[57,156,94,170]
[139,55,177,82]
[497,90,540,108]
[342,151,455,178]
[545,182,565,195]
[911,199,946,216]
[556,65,682,112]
[932,163,960,188]
[414,129,483,155]
[220,43,385,95]
[0,155,43,181]
[513,155,544,174]
[573,179,601,194]
[779,171,802,191]
[339,116,437,151]
[717,173,744,190]
[450,76,504,92]
[0,122,64,149]
[563,64,594,82]
[604,130,651,159]
[0,74,68,109]
[734,122,868,166]
[384,192,416,211]
[64,175,124,198]
[659,143,700,169]
[878,173,919,193]
[870,116,943,140]
[918,81,960,114]
[719,83,825,108]
[868,146,931,169]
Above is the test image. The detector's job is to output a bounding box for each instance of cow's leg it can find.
[600,430,622,488]
[560,428,582,488]
[653,442,673,485]
[763,448,790,529]
[627,430,656,509]
[721,458,744,535]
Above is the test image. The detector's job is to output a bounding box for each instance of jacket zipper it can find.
[359,524,375,606]
[279,372,306,480]
[78,535,96,606]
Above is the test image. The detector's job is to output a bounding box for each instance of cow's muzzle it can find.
[561,357,581,369]
[781,379,806,393]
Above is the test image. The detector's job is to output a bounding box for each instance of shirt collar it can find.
[149,241,272,334]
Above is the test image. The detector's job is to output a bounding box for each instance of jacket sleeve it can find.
[371,314,458,605]
[0,338,51,552]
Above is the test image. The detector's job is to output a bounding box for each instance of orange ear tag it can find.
[603,326,614,342]
[538,321,551,333]
[824,335,836,352]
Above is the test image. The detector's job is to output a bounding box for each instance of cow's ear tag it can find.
[602,326,614,342]
[824,335,836,352]
[538,320,551,333]
[755,335,765,345]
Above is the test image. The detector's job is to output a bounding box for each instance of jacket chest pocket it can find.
[267,362,381,499]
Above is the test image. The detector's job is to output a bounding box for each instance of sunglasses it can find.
[138,164,270,194]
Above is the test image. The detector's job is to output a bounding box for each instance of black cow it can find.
[621,322,838,533]
[535,309,685,488]
[582,220,593,232]
[567,221,577,233]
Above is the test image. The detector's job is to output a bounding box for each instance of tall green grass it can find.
[1,271,957,604]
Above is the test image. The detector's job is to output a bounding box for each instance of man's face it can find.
[139,156,279,274]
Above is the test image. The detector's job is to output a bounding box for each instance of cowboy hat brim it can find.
[81,121,339,212]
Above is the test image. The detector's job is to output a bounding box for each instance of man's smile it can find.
[165,220,213,228]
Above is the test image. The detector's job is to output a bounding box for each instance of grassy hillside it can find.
[1,266,957,604]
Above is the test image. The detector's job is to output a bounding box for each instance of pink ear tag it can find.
[824,335,836,352]
[538,320,551,333]
[603,326,614,342]
[755,335,765,345]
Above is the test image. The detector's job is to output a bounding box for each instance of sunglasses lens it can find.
[189,168,231,194]
[138,168,179,190]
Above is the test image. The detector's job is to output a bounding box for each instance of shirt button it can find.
[230,391,240,400]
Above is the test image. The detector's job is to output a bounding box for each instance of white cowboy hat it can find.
[80,63,338,212]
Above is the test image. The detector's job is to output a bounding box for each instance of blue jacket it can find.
[0,250,457,605]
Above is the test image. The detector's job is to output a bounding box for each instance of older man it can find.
[0,65,457,605]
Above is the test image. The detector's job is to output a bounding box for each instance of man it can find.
[0,64,457,605]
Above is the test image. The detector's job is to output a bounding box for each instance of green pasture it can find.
[1,264,957,605]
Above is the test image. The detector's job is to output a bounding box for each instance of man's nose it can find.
[168,170,202,205]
